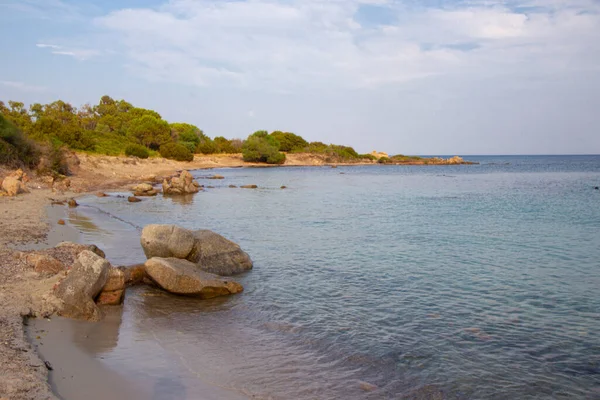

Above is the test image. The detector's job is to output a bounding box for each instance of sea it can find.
[60,155,600,399]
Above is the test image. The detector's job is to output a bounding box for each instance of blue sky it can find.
[1,0,599,154]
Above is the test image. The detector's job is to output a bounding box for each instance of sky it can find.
[0,0,599,155]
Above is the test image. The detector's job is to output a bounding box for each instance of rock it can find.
[188,230,253,276]
[96,289,124,305]
[52,177,71,193]
[132,183,158,196]
[55,242,106,259]
[1,169,29,196]
[26,254,65,275]
[140,224,253,276]
[208,174,224,179]
[144,257,243,298]
[359,381,378,392]
[128,196,141,203]
[141,224,197,259]
[331,165,337,168]
[595,186,599,190]
[54,250,111,321]
[123,264,147,285]
[240,184,258,189]
[207,186,215,189]
[280,185,287,189]
[370,150,389,159]
[57,219,66,225]
[96,192,108,197]
[162,170,201,195]
[445,156,464,164]
[67,198,78,207]
[102,268,126,292]
[229,185,237,188]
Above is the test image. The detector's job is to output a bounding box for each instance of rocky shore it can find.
[0,165,256,399]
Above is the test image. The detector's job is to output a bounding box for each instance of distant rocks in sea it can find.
[162,170,201,195]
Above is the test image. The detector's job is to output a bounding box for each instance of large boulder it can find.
[54,250,111,321]
[140,225,253,276]
[141,225,196,259]
[162,170,201,195]
[145,257,243,298]
[188,230,253,276]
[1,169,29,196]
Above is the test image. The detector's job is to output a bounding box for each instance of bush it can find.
[269,131,308,152]
[0,115,40,168]
[242,133,286,164]
[125,144,150,159]
[378,157,391,164]
[359,154,377,161]
[196,138,218,154]
[179,141,197,154]
[159,142,194,161]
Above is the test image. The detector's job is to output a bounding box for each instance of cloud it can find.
[0,80,46,92]
[35,42,100,60]
[89,0,600,91]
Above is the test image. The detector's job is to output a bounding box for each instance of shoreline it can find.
[0,155,476,399]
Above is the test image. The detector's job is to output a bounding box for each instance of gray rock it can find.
[188,230,253,276]
[145,257,243,298]
[141,224,196,259]
[54,250,111,321]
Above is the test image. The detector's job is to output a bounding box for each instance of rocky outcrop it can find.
[162,170,201,195]
[144,257,243,298]
[370,150,389,159]
[140,224,253,276]
[18,242,106,276]
[54,250,111,321]
[132,183,158,197]
[1,169,29,196]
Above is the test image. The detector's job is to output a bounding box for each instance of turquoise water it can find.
[70,156,600,399]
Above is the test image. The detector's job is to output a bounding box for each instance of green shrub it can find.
[0,115,40,168]
[179,141,197,154]
[125,144,150,159]
[196,138,218,154]
[359,154,377,161]
[269,131,308,152]
[242,133,286,164]
[378,157,391,164]
[159,142,194,161]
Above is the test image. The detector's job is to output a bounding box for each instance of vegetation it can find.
[0,115,40,169]
[2,95,429,167]
[242,131,286,164]
[125,144,150,159]
[270,131,308,152]
[377,157,391,164]
[159,142,194,162]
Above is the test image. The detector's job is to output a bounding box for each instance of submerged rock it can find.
[140,224,253,276]
[67,198,78,208]
[208,174,224,180]
[128,196,141,203]
[240,184,258,189]
[144,257,243,298]
[54,250,111,321]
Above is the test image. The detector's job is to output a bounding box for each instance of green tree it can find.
[170,123,206,145]
[127,115,171,150]
[269,131,308,152]
[242,131,286,164]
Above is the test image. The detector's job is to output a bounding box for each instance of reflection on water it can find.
[166,194,196,206]
[68,157,600,399]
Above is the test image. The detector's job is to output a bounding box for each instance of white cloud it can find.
[35,42,100,60]
[0,80,46,92]
[90,0,600,91]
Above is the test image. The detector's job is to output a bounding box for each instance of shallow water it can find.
[68,156,600,399]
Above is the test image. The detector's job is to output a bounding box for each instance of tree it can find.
[127,115,171,150]
[170,123,206,145]
[242,131,286,164]
[269,131,308,152]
